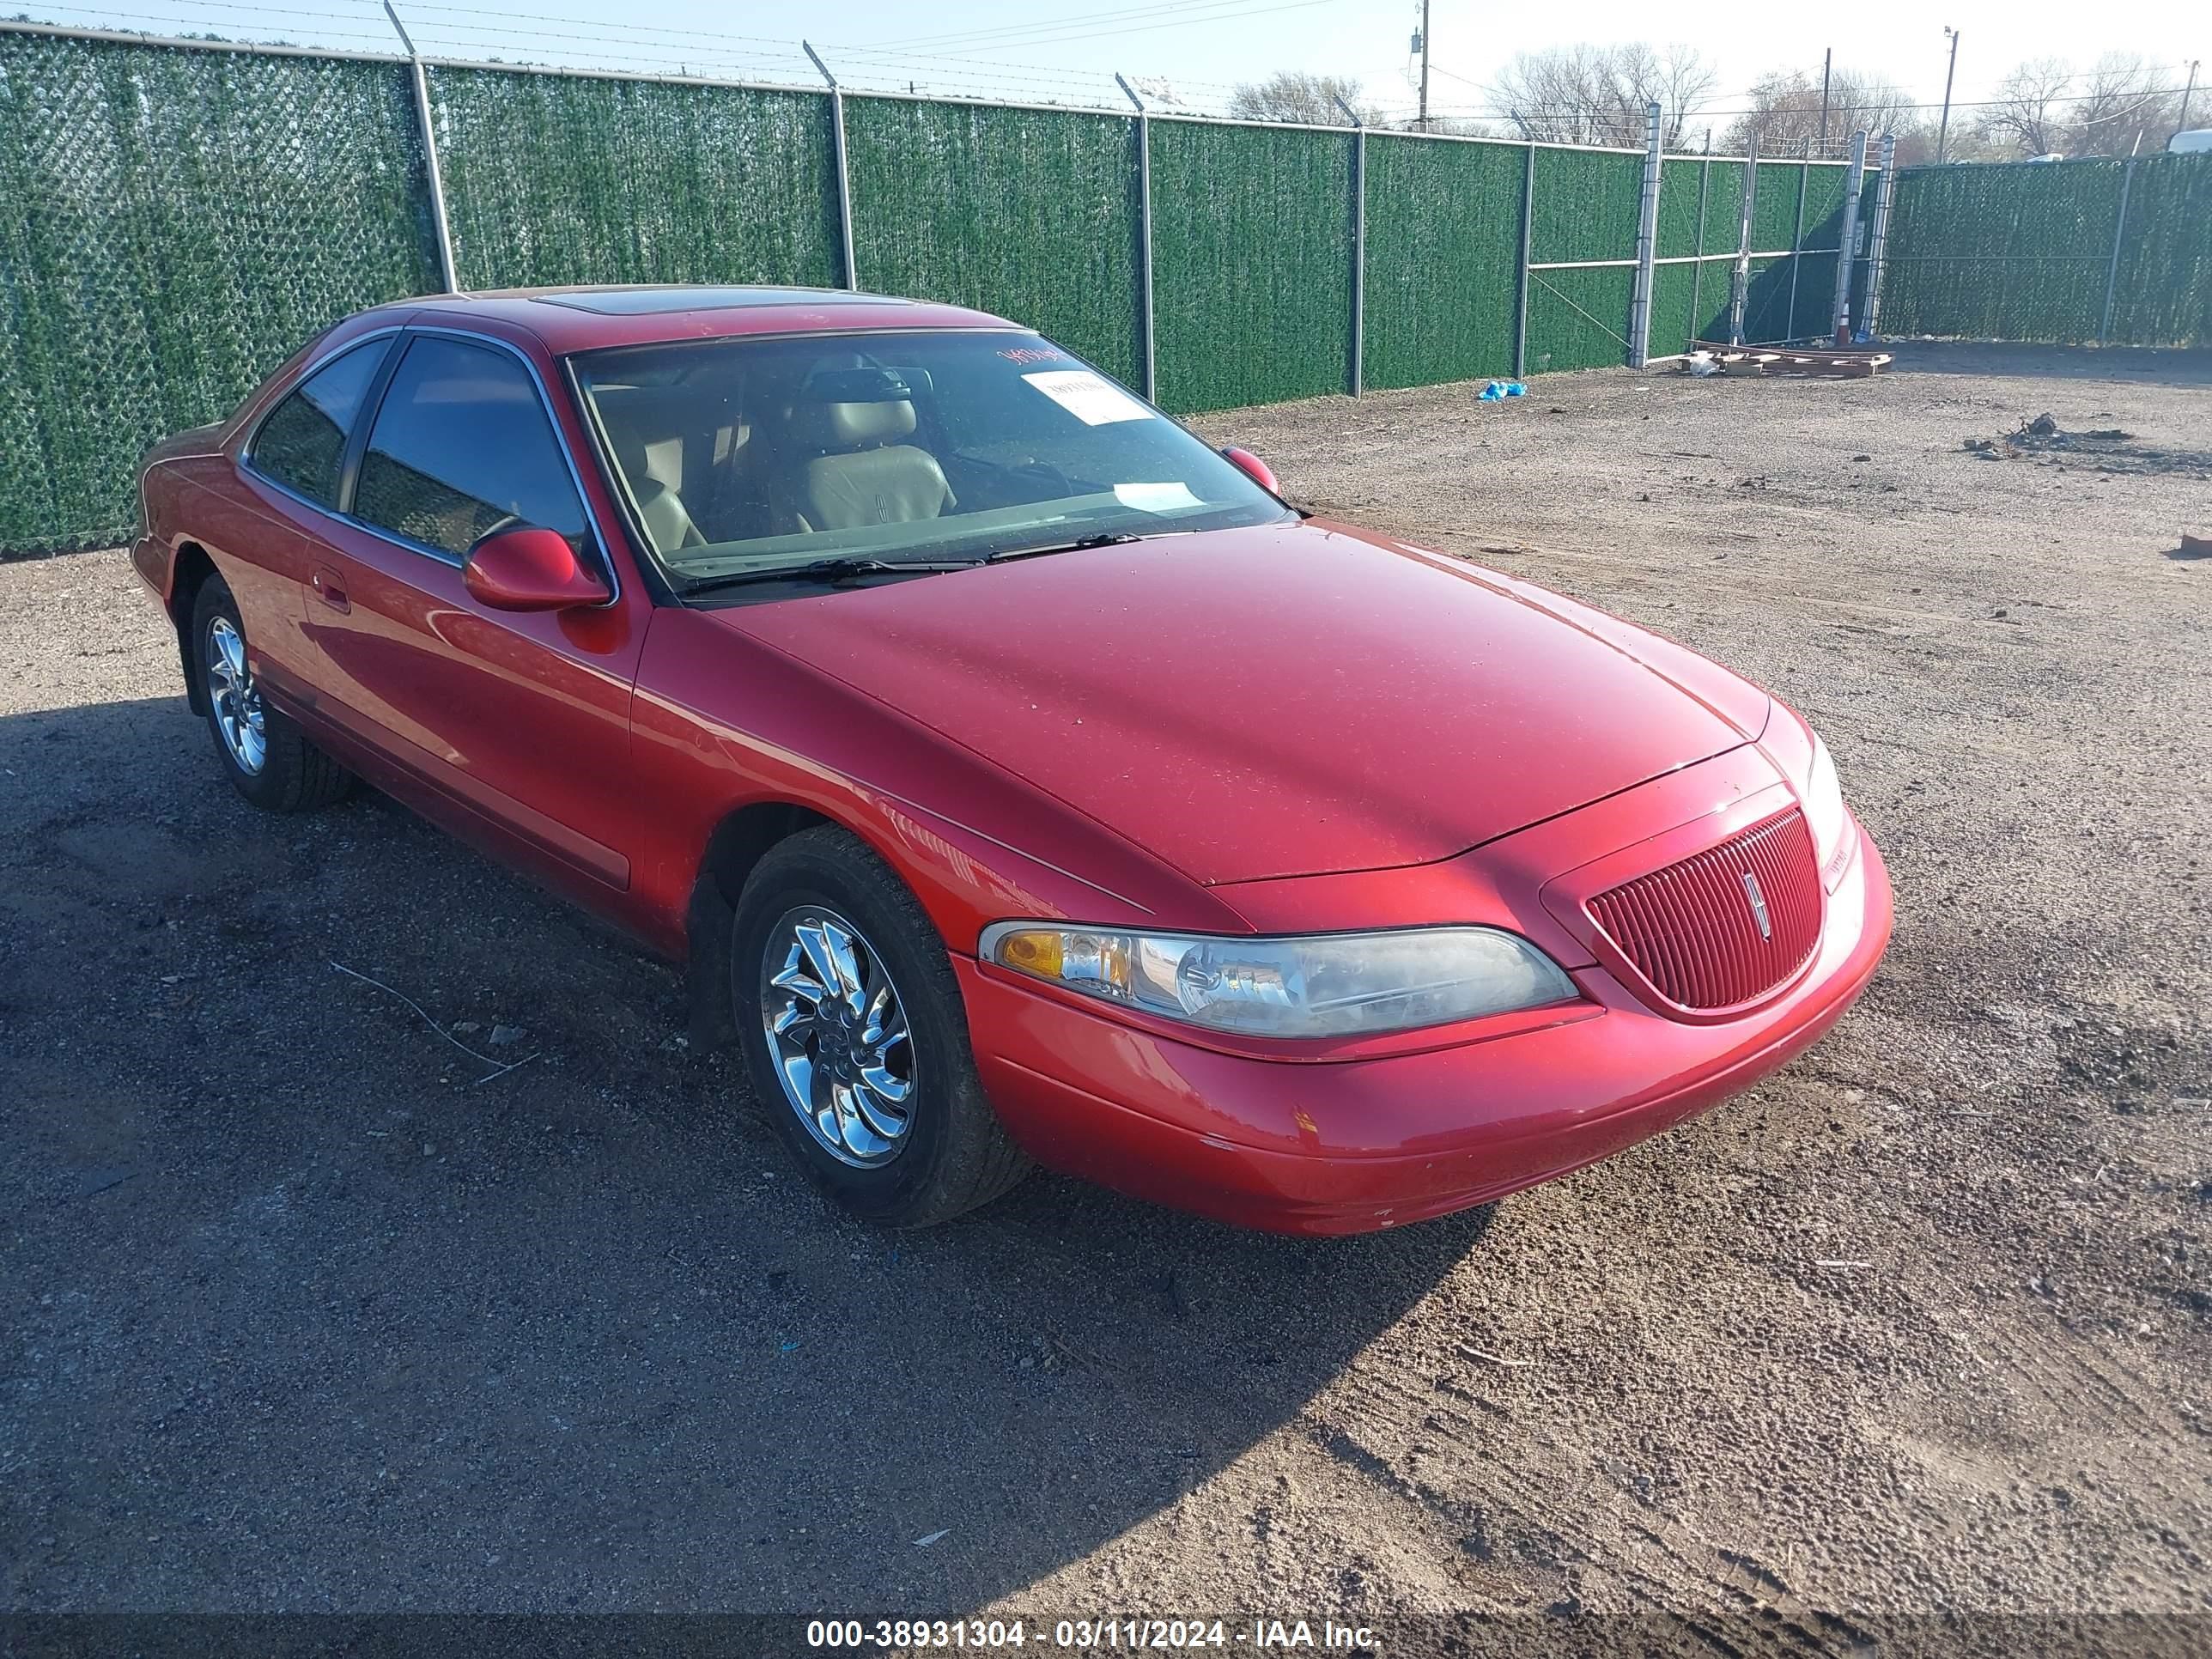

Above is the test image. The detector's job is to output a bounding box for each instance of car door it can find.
[227,332,399,705]
[304,327,649,905]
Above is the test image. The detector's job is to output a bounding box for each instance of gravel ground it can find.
[3,343,2208,1653]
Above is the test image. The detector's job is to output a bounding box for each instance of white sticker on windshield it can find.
[1113,481,1202,513]
[1022,369,1154,426]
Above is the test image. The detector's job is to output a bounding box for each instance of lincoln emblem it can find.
[1741,871,1773,941]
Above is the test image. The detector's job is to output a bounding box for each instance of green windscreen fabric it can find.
[1739,160,1805,343]
[1653,155,1730,353]
[428,67,838,292]
[2106,155,2212,346]
[1884,155,2210,346]
[1150,119,1352,412]
[1790,162,1852,340]
[0,35,436,552]
[1523,147,1641,373]
[845,97,1139,386]
[1656,157,1709,259]
[1881,159,2124,343]
[1363,135,1524,390]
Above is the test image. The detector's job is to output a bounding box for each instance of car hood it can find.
[707,519,1763,886]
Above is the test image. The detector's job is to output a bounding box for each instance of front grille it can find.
[1589,809,1821,1011]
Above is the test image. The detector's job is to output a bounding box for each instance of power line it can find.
[879,0,1261,52]
[869,0,1347,59]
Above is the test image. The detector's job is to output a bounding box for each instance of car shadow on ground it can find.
[1,695,1492,1611]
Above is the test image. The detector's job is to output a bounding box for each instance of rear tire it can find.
[732,825,1030,1228]
[190,575,351,812]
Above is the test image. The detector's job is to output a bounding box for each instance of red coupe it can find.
[131,286,1891,1235]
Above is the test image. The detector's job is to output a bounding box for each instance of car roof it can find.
[379,285,1023,354]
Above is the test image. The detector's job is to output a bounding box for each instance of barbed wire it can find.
[4,4,2199,143]
[5,0,1291,108]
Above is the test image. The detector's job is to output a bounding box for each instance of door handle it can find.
[311,566,349,613]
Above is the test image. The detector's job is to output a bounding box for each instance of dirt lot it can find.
[3,343,2209,1652]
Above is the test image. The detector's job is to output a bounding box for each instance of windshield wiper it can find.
[985,532,1142,563]
[680,556,971,598]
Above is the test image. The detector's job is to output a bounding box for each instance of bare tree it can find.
[1487,43,1717,148]
[2066,52,2177,156]
[1978,58,2077,156]
[1228,71,1375,126]
[1720,66,1922,156]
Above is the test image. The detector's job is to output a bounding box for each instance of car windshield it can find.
[570,330,1291,592]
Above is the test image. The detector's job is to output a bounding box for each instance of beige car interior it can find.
[793,396,953,532]
[592,367,957,559]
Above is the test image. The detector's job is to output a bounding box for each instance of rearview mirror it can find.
[463,526,611,612]
[1219,446,1279,495]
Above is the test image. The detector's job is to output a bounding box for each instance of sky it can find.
[12,0,2208,129]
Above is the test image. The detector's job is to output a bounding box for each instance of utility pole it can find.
[1415,0,1431,132]
[2179,60,2201,141]
[1818,47,1832,150]
[1936,27,1960,164]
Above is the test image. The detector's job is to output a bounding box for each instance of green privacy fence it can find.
[1363,134,1522,391]
[428,66,841,293]
[5,23,2203,555]
[845,96,1144,392]
[0,30,438,553]
[1149,119,1353,411]
[1879,154,2212,346]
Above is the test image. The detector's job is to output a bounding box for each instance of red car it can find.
[131,286,1891,1236]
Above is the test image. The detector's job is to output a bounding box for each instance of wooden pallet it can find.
[1690,342,1893,378]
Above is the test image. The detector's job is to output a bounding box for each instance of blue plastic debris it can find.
[1479,380,1528,401]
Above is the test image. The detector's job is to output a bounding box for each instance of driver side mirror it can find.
[463,526,611,612]
[1219,446,1279,495]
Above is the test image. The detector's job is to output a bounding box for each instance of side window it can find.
[353,336,588,561]
[248,339,388,508]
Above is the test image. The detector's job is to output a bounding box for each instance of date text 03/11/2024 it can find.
[805,1618,1380,1650]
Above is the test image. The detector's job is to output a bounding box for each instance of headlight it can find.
[1802,734,1852,884]
[978,922,1577,1038]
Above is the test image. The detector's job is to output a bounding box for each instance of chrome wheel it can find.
[760,905,916,1168]
[204,615,266,775]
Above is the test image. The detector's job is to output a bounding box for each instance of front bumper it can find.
[960,828,1892,1236]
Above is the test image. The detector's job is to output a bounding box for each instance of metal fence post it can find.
[1785,136,1810,339]
[1687,132,1712,344]
[1116,75,1156,402]
[1862,133,1898,340]
[1513,142,1534,379]
[1334,93,1365,397]
[1628,101,1662,368]
[1829,129,1867,343]
[802,41,857,291]
[2099,138,2142,343]
[382,2,455,292]
[1728,131,1759,346]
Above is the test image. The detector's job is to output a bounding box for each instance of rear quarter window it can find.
[248,339,389,508]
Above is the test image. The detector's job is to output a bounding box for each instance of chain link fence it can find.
[3,22,2207,555]
[1880,155,2212,347]
[0,31,437,552]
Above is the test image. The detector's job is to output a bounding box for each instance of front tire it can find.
[190,575,351,811]
[732,826,1030,1227]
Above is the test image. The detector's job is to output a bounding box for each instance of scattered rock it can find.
[487,1024,526,1047]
